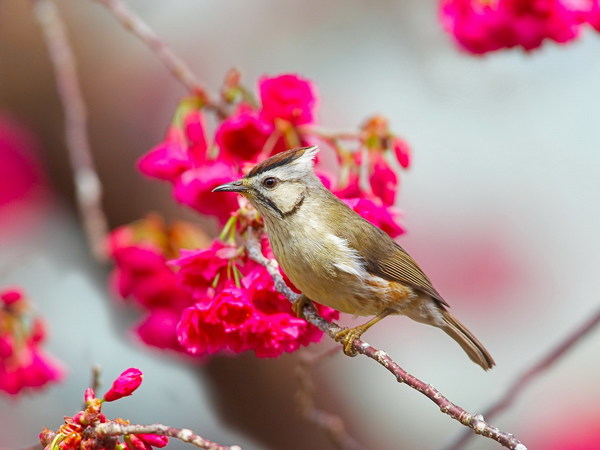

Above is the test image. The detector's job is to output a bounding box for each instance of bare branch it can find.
[245,226,526,450]
[32,0,109,261]
[95,422,241,450]
[448,307,600,450]
[90,0,226,117]
[296,347,365,450]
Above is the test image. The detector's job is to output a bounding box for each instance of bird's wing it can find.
[335,207,448,306]
[366,240,448,307]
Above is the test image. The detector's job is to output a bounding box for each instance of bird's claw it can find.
[334,327,361,357]
[292,295,310,320]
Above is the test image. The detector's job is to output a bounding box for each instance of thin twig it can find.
[90,364,102,393]
[295,347,364,450]
[96,422,242,450]
[32,0,109,261]
[447,307,600,450]
[245,226,526,450]
[90,0,227,117]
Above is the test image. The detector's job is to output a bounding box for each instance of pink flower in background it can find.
[392,137,411,169]
[174,161,240,224]
[135,309,183,351]
[215,107,273,162]
[343,197,405,238]
[103,367,143,402]
[259,74,317,126]
[137,126,190,182]
[108,215,209,353]
[0,114,50,238]
[370,155,398,206]
[0,287,64,396]
[440,0,591,54]
[183,109,209,164]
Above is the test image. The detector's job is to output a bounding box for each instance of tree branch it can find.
[94,422,241,450]
[90,0,226,117]
[245,226,526,450]
[447,306,600,450]
[32,0,109,261]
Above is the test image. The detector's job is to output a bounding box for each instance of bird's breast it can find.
[265,217,414,315]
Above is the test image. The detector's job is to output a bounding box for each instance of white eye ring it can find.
[262,177,278,188]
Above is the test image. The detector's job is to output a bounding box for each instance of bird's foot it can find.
[292,294,311,320]
[333,327,364,357]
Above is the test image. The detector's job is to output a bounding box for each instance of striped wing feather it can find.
[332,199,448,306]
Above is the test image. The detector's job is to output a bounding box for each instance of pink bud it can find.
[392,138,411,169]
[137,434,169,448]
[84,387,96,404]
[125,434,151,450]
[1,288,24,306]
[103,368,143,402]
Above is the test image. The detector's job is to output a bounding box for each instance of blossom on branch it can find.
[0,287,64,396]
[112,71,412,359]
[440,0,600,54]
[40,368,168,450]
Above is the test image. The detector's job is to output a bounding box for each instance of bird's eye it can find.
[262,177,278,188]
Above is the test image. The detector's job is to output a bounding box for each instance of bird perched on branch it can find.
[214,146,495,370]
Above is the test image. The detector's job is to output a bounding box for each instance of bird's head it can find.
[212,146,321,220]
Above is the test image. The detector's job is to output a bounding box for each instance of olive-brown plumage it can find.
[214,146,495,370]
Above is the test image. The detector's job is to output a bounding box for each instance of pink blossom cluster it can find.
[108,215,338,358]
[0,287,64,395]
[40,368,168,450]
[440,0,600,54]
[110,72,411,358]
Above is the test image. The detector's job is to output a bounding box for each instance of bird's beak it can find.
[212,180,249,193]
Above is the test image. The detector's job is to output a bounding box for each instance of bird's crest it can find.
[246,146,318,179]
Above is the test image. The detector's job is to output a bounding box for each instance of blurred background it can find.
[1,0,599,449]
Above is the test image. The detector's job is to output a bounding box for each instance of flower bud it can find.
[103,368,143,402]
[84,387,96,404]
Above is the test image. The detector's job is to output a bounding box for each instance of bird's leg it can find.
[334,309,393,356]
[292,294,312,319]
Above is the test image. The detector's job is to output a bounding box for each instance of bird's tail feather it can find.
[440,309,496,371]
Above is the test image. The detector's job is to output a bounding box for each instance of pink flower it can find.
[110,245,192,309]
[183,110,208,164]
[259,74,317,126]
[369,155,398,206]
[137,110,208,183]
[103,367,143,402]
[0,114,47,210]
[393,137,411,169]
[177,303,227,356]
[0,349,64,395]
[84,387,95,404]
[0,288,64,396]
[137,127,189,183]
[342,197,405,238]
[588,3,600,30]
[440,0,586,54]
[169,240,238,297]
[176,264,340,358]
[0,288,24,305]
[215,107,273,162]
[125,434,169,450]
[134,309,184,351]
[174,161,240,224]
[136,434,169,448]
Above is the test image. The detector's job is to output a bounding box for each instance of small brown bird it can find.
[214,146,495,370]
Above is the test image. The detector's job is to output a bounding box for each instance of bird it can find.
[213,145,495,370]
